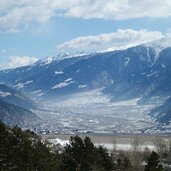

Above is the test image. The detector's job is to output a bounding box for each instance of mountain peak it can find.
[33,52,90,67]
[145,36,171,54]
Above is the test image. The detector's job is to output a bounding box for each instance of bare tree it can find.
[142,147,151,161]
[111,136,117,160]
[131,135,143,171]
[167,141,171,164]
[153,136,168,158]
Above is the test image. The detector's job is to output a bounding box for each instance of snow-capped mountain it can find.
[0,45,157,98]
[145,36,171,56]
[1,38,171,127]
[33,52,90,67]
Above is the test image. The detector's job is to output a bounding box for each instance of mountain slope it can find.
[0,45,157,99]
[0,84,39,127]
[0,99,39,127]
[150,97,171,125]
[0,84,37,109]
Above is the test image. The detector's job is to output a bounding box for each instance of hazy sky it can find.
[0,0,171,69]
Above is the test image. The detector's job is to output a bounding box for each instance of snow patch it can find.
[145,36,171,56]
[13,80,33,89]
[31,90,44,97]
[54,71,64,75]
[162,64,166,68]
[31,90,42,94]
[146,71,158,77]
[37,92,44,97]
[36,57,54,66]
[34,52,90,67]
[78,85,87,88]
[52,78,75,89]
[110,80,114,84]
[65,78,72,82]
[57,52,89,60]
[48,138,69,146]
[124,58,130,67]
[0,91,11,97]
[25,80,33,84]
[76,69,81,73]
[52,82,73,89]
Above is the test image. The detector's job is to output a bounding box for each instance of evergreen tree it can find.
[144,151,164,171]
[0,122,59,171]
[59,135,114,171]
[60,136,96,171]
[115,157,132,171]
[96,146,114,171]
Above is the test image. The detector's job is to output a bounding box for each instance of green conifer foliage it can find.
[144,151,164,171]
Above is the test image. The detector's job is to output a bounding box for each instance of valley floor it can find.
[32,89,168,135]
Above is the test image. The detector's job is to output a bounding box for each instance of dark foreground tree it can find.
[0,123,114,171]
[96,146,114,171]
[144,151,164,171]
[115,157,132,171]
[1,122,144,171]
[59,135,114,171]
[0,122,59,171]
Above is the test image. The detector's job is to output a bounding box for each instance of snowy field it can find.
[34,89,158,134]
[47,138,156,151]
[43,134,171,151]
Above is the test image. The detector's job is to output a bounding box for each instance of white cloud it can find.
[0,1,55,30]
[0,48,18,55]
[0,56,38,69]
[65,0,171,20]
[57,29,164,52]
[0,0,171,30]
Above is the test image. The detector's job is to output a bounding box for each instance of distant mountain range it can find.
[0,37,171,127]
[0,46,158,98]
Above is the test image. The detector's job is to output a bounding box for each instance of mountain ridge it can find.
[1,40,171,128]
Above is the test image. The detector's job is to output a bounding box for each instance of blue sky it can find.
[0,0,171,69]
